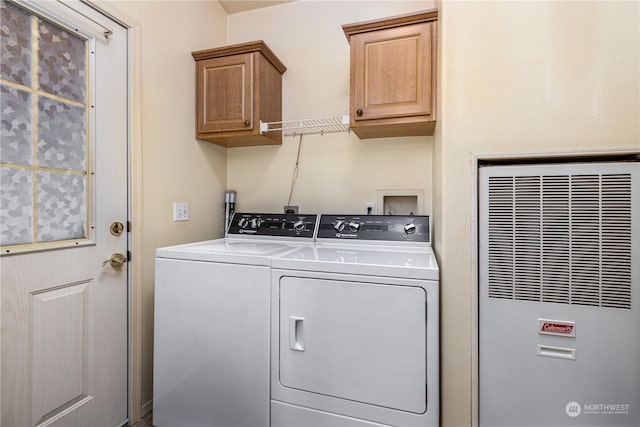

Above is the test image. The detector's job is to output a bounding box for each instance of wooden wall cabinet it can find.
[192,41,286,147]
[343,9,438,139]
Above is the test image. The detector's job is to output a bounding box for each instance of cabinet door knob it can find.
[244,120,250,127]
[356,109,363,117]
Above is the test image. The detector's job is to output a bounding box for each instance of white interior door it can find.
[0,1,128,426]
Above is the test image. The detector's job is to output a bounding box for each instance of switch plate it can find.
[173,202,189,221]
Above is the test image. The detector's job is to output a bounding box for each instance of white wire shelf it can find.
[260,115,350,137]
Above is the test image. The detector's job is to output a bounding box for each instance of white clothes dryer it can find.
[270,214,440,427]
[153,213,318,427]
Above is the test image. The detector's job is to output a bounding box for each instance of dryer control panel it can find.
[317,215,430,243]
[228,213,318,238]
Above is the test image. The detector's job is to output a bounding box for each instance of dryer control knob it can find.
[293,220,306,232]
[238,218,249,229]
[348,221,360,232]
[404,222,417,234]
[250,218,261,229]
[334,220,346,232]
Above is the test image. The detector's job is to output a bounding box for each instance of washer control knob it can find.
[404,222,417,234]
[250,218,261,229]
[293,220,306,232]
[348,221,360,232]
[238,218,249,229]
[334,220,346,232]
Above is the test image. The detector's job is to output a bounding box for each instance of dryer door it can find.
[278,276,426,413]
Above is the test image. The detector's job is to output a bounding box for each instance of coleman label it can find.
[539,319,576,337]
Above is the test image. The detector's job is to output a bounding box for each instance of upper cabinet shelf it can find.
[343,9,438,139]
[192,40,286,147]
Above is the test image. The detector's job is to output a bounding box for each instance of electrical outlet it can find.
[284,205,299,214]
[173,202,189,221]
[365,202,375,215]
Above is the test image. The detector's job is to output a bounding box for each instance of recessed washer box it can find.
[377,189,424,215]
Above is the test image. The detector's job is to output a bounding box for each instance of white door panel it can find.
[279,276,426,413]
[1,1,128,426]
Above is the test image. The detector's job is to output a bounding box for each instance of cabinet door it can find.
[352,22,433,122]
[197,53,253,133]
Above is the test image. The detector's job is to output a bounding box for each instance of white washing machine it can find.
[153,213,318,427]
[270,214,440,427]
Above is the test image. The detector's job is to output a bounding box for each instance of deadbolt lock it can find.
[110,221,125,236]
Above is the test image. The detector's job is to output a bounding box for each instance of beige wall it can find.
[106,0,639,423]
[436,1,639,426]
[106,0,228,410]
[226,1,435,215]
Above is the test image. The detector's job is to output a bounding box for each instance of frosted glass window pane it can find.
[0,1,32,86]
[38,18,86,103]
[1,1,91,251]
[37,172,85,242]
[0,167,33,246]
[1,84,33,165]
[38,97,86,171]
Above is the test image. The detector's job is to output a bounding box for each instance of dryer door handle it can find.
[289,316,305,352]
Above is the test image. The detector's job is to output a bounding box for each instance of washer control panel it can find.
[318,214,430,243]
[228,213,318,238]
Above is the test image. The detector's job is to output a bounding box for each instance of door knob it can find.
[103,253,127,268]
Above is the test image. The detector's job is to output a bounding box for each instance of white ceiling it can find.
[218,1,295,15]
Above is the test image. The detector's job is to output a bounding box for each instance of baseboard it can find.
[141,399,152,417]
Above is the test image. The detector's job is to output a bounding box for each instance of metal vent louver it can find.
[487,173,632,309]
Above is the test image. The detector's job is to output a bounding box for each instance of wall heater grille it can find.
[487,173,632,309]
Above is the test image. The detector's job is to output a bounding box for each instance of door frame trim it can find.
[81,1,144,424]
